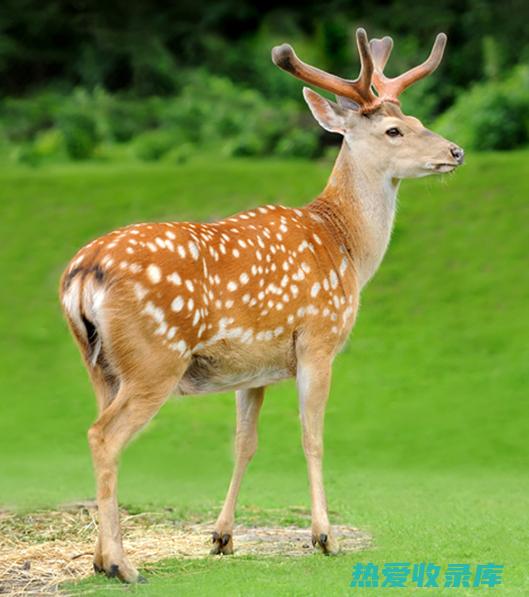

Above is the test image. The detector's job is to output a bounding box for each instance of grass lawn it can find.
[1,151,528,595]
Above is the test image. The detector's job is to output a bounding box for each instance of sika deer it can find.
[60,28,463,582]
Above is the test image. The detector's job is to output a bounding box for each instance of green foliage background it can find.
[1,0,529,160]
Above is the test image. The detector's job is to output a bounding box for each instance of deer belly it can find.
[174,353,293,395]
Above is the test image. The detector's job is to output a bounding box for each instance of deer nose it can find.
[450,145,465,164]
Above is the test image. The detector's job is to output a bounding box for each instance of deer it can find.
[60,28,463,583]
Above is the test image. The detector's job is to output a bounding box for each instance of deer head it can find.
[272,28,464,179]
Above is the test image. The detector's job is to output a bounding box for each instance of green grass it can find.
[1,152,528,594]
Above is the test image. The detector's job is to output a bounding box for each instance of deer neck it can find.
[310,141,399,288]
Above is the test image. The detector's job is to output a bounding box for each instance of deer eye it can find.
[386,127,402,137]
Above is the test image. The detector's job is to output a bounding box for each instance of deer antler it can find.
[370,33,447,103]
[272,28,379,112]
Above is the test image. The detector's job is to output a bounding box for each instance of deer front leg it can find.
[211,386,265,555]
[296,352,338,555]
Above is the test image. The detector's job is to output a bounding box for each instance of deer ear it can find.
[303,87,348,134]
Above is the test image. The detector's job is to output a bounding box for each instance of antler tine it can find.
[391,33,447,94]
[354,28,376,98]
[271,28,378,110]
[372,33,447,101]
[369,36,394,71]
[271,44,365,104]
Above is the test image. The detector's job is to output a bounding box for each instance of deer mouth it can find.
[427,162,459,173]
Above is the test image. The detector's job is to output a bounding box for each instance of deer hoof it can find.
[312,532,339,555]
[210,531,234,555]
[93,559,142,583]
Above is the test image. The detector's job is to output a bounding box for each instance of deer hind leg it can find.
[211,386,265,555]
[85,363,119,570]
[296,348,338,555]
[86,359,119,414]
[88,370,181,582]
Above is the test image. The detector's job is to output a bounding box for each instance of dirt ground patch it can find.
[0,502,371,595]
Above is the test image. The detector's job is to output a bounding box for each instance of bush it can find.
[33,128,64,159]
[223,132,267,157]
[11,143,41,166]
[0,91,62,142]
[274,128,320,158]
[132,129,177,161]
[0,70,323,161]
[102,96,160,142]
[57,95,100,161]
[159,71,304,155]
[159,72,273,145]
[435,66,529,150]
[59,113,98,160]
[164,143,195,164]
[10,128,66,166]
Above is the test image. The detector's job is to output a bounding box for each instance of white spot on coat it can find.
[167,272,181,286]
[188,241,199,260]
[171,296,184,312]
[147,264,161,284]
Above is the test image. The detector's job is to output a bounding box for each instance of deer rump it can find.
[61,264,297,398]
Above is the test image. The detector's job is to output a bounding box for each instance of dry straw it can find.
[0,502,371,595]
